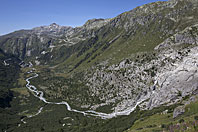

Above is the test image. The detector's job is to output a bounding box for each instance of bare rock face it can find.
[32,23,73,36]
[83,18,111,30]
[144,46,198,110]
[155,25,198,49]
[87,45,198,112]
[85,24,198,112]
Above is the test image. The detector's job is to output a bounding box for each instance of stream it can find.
[25,69,147,119]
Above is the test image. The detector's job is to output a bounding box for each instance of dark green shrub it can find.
[161,124,166,128]
[194,116,198,121]
[179,119,185,123]
[136,127,143,130]
[146,125,153,128]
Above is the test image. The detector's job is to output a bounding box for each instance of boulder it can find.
[173,106,185,118]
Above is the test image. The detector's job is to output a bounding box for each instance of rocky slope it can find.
[84,24,198,112]
[0,0,198,131]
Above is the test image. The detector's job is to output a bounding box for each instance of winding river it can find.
[25,69,146,119]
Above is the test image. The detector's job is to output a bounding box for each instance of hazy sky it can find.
[0,0,167,35]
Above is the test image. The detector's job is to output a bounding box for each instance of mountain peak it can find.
[84,18,105,25]
[49,23,59,27]
[83,18,111,29]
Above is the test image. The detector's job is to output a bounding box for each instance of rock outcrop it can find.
[173,106,185,118]
[85,25,198,112]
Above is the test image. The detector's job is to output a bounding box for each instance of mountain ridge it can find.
[0,0,198,131]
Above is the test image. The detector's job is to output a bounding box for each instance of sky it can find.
[0,0,167,35]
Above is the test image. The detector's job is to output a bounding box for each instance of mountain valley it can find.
[0,0,198,131]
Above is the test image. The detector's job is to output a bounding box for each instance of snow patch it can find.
[41,51,47,55]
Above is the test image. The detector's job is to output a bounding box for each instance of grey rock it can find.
[173,106,185,118]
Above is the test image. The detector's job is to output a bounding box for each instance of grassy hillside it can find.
[52,0,198,74]
[0,50,20,107]
[126,98,198,132]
